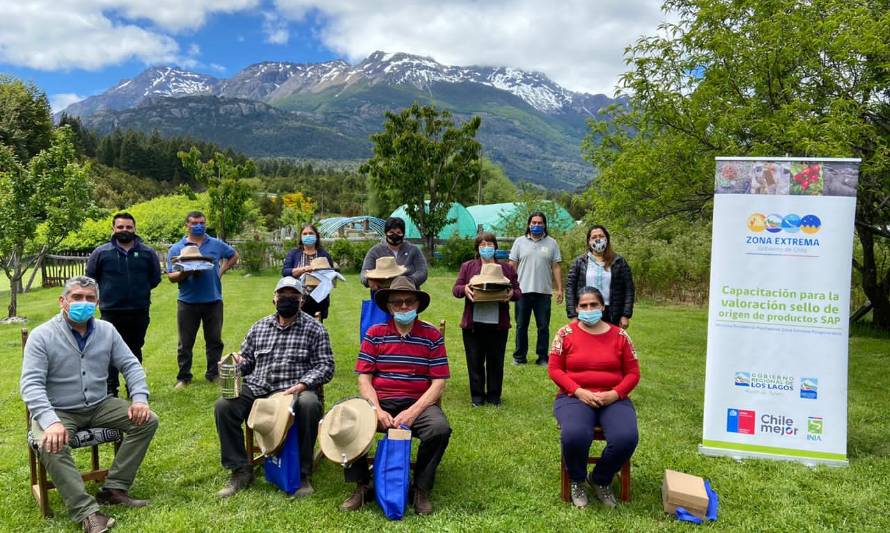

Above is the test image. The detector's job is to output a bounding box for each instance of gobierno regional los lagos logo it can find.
[745,213,822,247]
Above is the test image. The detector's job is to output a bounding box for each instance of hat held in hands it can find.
[247,392,294,456]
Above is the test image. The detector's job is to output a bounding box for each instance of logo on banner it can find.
[807,417,823,441]
[745,213,822,249]
[760,412,799,437]
[734,371,793,393]
[800,377,818,399]
[727,408,756,435]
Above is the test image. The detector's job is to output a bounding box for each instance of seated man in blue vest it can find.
[20,275,159,533]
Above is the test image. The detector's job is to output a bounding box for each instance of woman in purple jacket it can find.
[453,232,521,406]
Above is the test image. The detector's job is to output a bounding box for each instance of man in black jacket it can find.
[86,212,161,396]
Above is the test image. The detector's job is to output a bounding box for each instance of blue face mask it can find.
[530,225,545,236]
[302,234,317,246]
[578,309,603,325]
[394,309,418,325]
[189,223,206,237]
[479,247,496,260]
[67,301,96,323]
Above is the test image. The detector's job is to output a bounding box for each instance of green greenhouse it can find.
[389,202,480,239]
[466,202,575,235]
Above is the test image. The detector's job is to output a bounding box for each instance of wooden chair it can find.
[559,426,631,503]
[22,329,122,518]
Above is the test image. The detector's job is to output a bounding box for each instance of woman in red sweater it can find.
[548,286,640,509]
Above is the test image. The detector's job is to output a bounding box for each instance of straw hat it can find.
[468,263,510,289]
[373,276,431,313]
[246,392,294,456]
[172,245,213,263]
[304,257,333,288]
[364,256,407,280]
[318,398,378,466]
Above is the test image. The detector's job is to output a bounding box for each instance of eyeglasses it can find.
[388,298,418,308]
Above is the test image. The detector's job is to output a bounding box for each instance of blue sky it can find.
[0,1,669,111]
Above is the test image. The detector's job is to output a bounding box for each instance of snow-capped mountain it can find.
[62,66,219,118]
[217,61,306,101]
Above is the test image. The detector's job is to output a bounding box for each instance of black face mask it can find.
[276,297,301,318]
[386,234,404,246]
[115,231,135,243]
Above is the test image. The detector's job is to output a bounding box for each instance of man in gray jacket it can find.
[20,276,159,533]
[360,217,428,289]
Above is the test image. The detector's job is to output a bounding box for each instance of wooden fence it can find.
[41,252,90,288]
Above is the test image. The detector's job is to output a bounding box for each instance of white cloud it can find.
[262,11,290,44]
[272,0,669,95]
[0,0,259,71]
[49,93,85,113]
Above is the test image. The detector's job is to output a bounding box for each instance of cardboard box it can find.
[662,469,709,520]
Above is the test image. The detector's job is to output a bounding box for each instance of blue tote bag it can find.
[263,424,301,495]
[373,427,412,520]
[360,291,391,341]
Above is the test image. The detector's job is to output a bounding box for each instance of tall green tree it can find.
[0,127,94,318]
[477,158,518,205]
[583,0,890,328]
[0,76,53,162]
[178,147,255,241]
[362,103,483,256]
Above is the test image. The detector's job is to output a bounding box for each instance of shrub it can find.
[437,234,477,269]
[326,239,378,272]
[239,238,270,273]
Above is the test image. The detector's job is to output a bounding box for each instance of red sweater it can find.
[548,321,640,398]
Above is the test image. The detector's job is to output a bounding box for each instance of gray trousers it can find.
[31,397,159,523]
[214,388,322,476]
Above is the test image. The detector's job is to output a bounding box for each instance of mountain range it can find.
[63,51,618,189]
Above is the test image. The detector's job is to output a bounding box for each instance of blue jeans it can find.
[554,395,638,484]
[513,293,551,363]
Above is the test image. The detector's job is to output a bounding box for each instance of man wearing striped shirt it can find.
[341,276,451,516]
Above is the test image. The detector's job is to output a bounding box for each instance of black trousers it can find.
[214,387,322,476]
[462,326,508,404]
[176,300,224,382]
[344,398,451,492]
[101,308,151,396]
[513,293,552,363]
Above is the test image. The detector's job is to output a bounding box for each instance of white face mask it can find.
[589,238,607,254]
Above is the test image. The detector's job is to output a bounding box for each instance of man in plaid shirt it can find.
[214,276,334,498]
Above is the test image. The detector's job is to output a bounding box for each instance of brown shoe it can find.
[96,488,149,507]
[339,483,371,511]
[292,476,314,498]
[82,511,116,533]
[217,466,255,498]
[414,488,433,515]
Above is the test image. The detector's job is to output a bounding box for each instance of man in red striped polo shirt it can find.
[340,276,451,516]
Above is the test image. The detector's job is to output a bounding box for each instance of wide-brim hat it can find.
[473,288,511,302]
[319,398,378,466]
[373,276,431,314]
[172,245,213,263]
[247,392,295,456]
[304,257,334,287]
[468,263,510,289]
[364,256,407,280]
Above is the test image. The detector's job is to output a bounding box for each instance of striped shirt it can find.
[356,319,450,400]
[239,312,335,396]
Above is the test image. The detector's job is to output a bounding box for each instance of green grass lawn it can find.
[1,267,888,531]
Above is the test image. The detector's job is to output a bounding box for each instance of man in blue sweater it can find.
[20,276,159,533]
[86,212,161,397]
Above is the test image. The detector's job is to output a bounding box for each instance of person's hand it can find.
[464,285,476,302]
[128,403,152,426]
[392,407,419,428]
[592,390,620,407]
[503,288,514,302]
[574,388,601,408]
[376,407,395,430]
[40,422,69,454]
[291,266,309,277]
[225,352,244,365]
[555,289,564,304]
[284,382,307,396]
[368,279,382,291]
[619,316,630,329]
